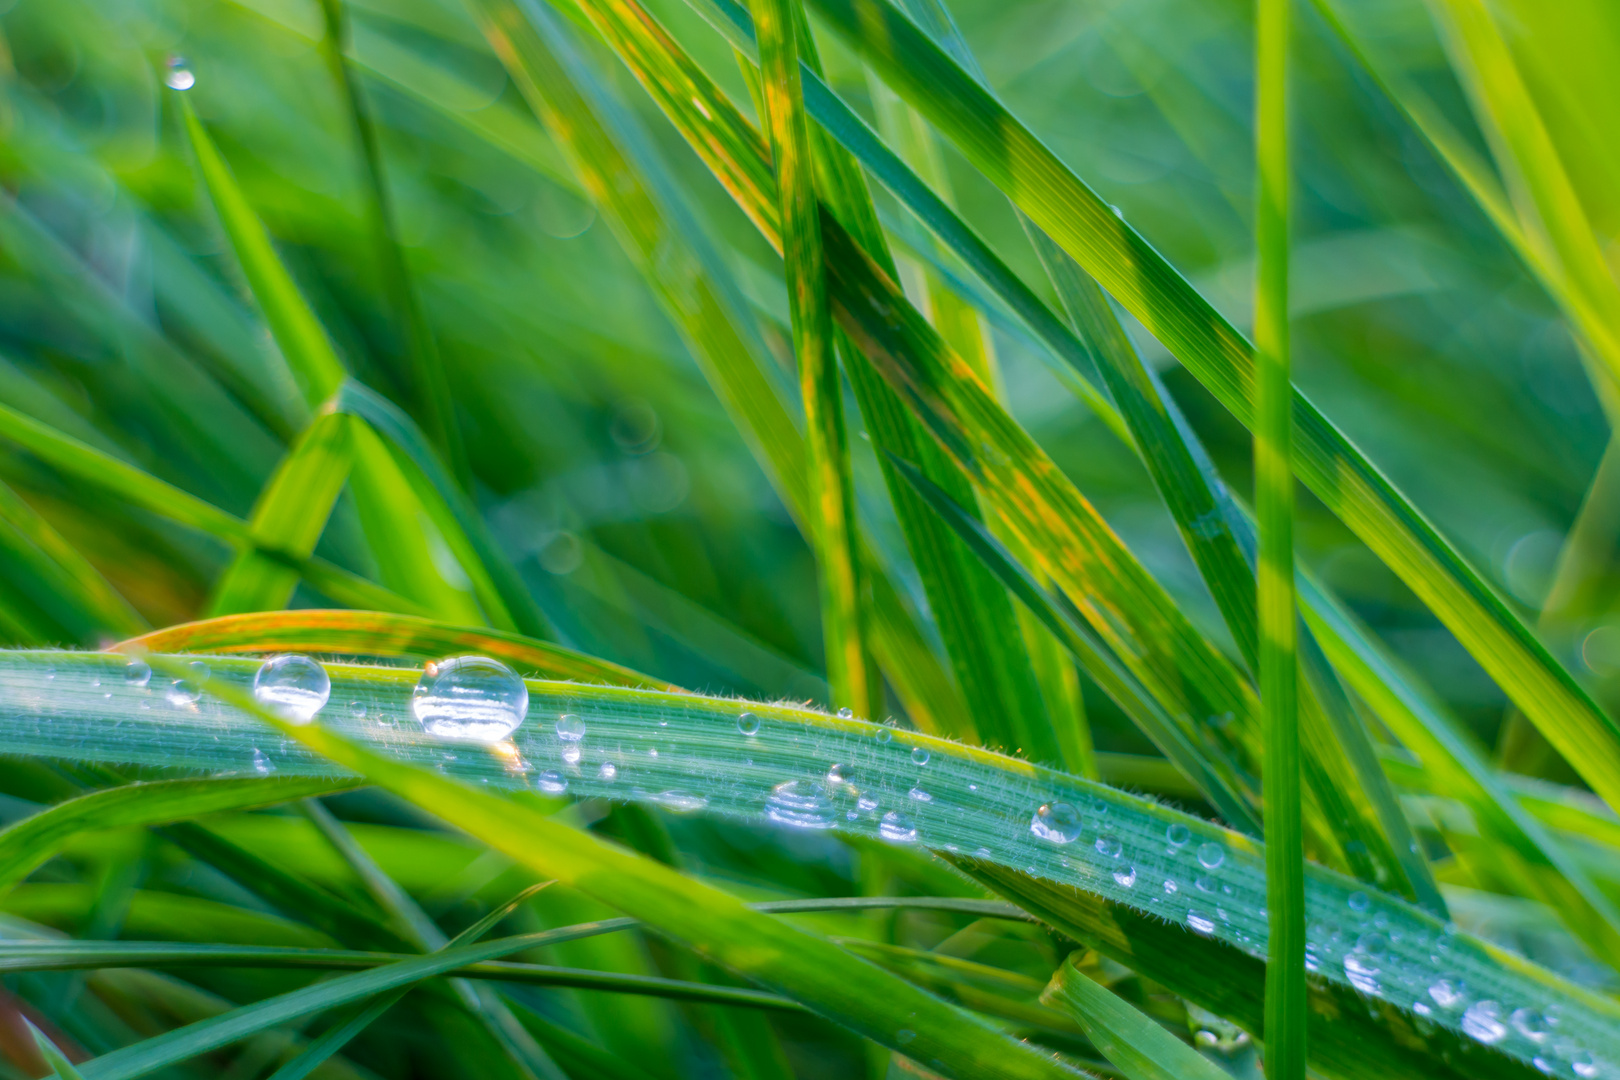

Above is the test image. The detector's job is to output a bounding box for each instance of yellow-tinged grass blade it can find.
[754,0,869,716]
[1039,956,1231,1080]
[208,410,357,617]
[0,478,146,641]
[116,610,669,688]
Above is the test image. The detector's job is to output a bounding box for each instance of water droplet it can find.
[165,661,209,706]
[1427,979,1467,1011]
[124,660,152,688]
[251,748,274,776]
[857,795,879,813]
[1344,953,1381,995]
[536,770,568,794]
[598,762,618,782]
[1163,879,1179,894]
[874,726,892,744]
[879,810,917,843]
[1095,836,1122,858]
[556,713,587,740]
[1112,865,1137,887]
[1572,1052,1599,1079]
[1347,891,1370,913]
[653,790,708,813]
[562,744,582,766]
[1196,842,1224,869]
[738,712,760,735]
[896,1029,916,1046]
[911,746,930,765]
[907,786,932,802]
[164,55,196,90]
[1030,802,1081,844]
[349,701,367,720]
[252,655,331,724]
[1186,910,1215,935]
[765,780,836,829]
[43,666,54,681]
[412,656,528,743]
[1166,823,1191,847]
[1511,1009,1550,1044]
[837,707,854,718]
[1195,875,1215,893]
[1462,1001,1506,1044]
[826,763,853,785]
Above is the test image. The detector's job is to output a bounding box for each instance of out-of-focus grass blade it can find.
[755,0,870,715]
[118,610,667,688]
[317,0,467,487]
[1039,956,1230,1080]
[0,777,354,894]
[886,452,1258,832]
[0,404,421,614]
[194,662,1092,1080]
[809,0,1620,820]
[469,0,966,730]
[26,1018,86,1080]
[208,410,357,616]
[0,478,146,640]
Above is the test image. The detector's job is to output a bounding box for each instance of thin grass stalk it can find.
[754,0,868,715]
[1256,0,1303,1072]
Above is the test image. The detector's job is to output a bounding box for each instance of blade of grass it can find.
[207,410,357,617]
[1038,956,1230,1080]
[0,478,146,641]
[755,0,870,715]
[26,1018,86,1080]
[1255,0,1305,1072]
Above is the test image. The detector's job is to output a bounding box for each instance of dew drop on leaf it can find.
[911,746,930,765]
[164,55,195,90]
[536,770,568,794]
[1166,823,1191,847]
[411,657,528,743]
[1461,1001,1506,1044]
[1030,802,1081,844]
[737,712,760,735]
[165,661,209,706]
[1196,842,1225,869]
[765,780,835,829]
[837,707,854,718]
[1347,890,1370,912]
[556,713,587,740]
[252,655,331,724]
[124,660,151,688]
[879,810,917,843]
[1112,865,1137,888]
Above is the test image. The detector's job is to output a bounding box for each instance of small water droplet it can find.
[879,810,917,843]
[598,762,618,782]
[896,1029,916,1046]
[765,780,836,829]
[1344,953,1381,995]
[1030,802,1081,844]
[1196,842,1225,869]
[251,748,274,776]
[857,795,879,813]
[1347,891,1370,913]
[837,707,854,719]
[412,656,528,743]
[1163,879,1178,894]
[1095,836,1122,858]
[43,666,54,681]
[1112,865,1137,888]
[349,701,367,720]
[874,726,892,744]
[536,770,568,794]
[826,763,853,785]
[1187,910,1215,935]
[1572,1051,1599,1079]
[738,712,761,735]
[165,661,210,706]
[1462,1001,1506,1044]
[164,55,196,90]
[1166,823,1191,847]
[911,746,930,765]
[1427,979,1467,1011]
[907,786,932,802]
[1511,1008,1549,1044]
[654,790,707,813]
[125,659,152,688]
[556,713,587,740]
[252,655,331,724]
[1195,875,1215,892]
[562,744,582,766]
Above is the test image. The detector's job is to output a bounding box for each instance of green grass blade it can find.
[0,478,146,641]
[263,995,399,1080]
[1254,0,1304,1072]
[808,0,1620,820]
[120,610,667,688]
[26,1018,87,1080]
[1039,956,1230,1080]
[208,410,356,616]
[0,777,353,894]
[755,0,869,715]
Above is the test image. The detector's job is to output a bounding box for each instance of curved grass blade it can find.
[26,1018,86,1080]
[806,0,1620,821]
[117,610,668,688]
[3,649,1613,1077]
[0,477,146,641]
[1038,956,1229,1080]
[755,0,869,715]
[208,410,357,616]
[0,777,355,894]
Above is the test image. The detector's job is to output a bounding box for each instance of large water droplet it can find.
[1196,842,1225,869]
[124,659,152,688]
[738,712,760,736]
[1112,865,1137,888]
[911,746,930,765]
[412,656,528,743]
[164,55,195,90]
[1186,910,1215,935]
[1462,1001,1507,1044]
[1030,802,1081,844]
[1166,823,1191,847]
[166,661,210,706]
[1428,979,1467,1011]
[879,810,917,843]
[765,780,836,829]
[826,763,853,786]
[252,655,330,724]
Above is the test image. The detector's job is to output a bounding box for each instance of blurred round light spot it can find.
[610,399,660,454]
[537,531,583,575]
[1583,625,1620,677]
[1502,529,1562,607]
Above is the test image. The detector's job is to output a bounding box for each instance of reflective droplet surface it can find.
[1461,1000,1506,1044]
[124,659,152,688]
[164,55,195,90]
[738,712,761,736]
[536,770,568,794]
[1428,979,1467,1010]
[166,661,209,706]
[252,655,330,725]
[598,762,618,781]
[556,713,587,740]
[1347,891,1370,913]
[879,810,917,843]
[1163,879,1179,894]
[654,790,708,813]
[837,707,854,718]
[1511,1008,1550,1044]
[1344,953,1381,995]
[1030,802,1081,844]
[826,763,853,785]
[910,746,930,765]
[1166,823,1191,847]
[349,701,367,720]
[1186,910,1216,935]
[412,657,528,743]
[1095,836,1122,858]
[1112,865,1137,888]
[907,786,932,802]
[765,780,835,829]
[1196,842,1225,869]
